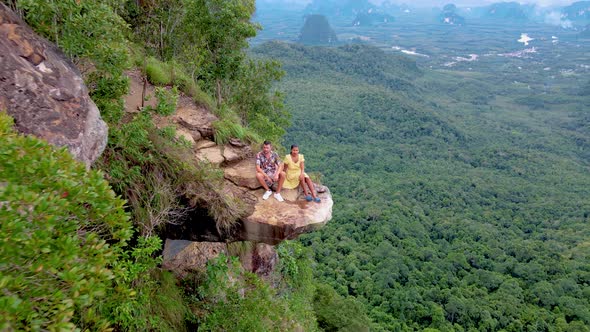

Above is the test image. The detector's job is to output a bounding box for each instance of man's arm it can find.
[256,153,271,181]
[256,164,264,173]
[256,164,272,181]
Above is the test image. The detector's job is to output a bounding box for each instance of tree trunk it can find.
[159,20,164,60]
[216,79,222,107]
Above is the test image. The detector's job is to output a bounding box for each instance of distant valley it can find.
[253,1,590,89]
[251,1,590,330]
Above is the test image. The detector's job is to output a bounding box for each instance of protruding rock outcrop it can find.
[185,136,333,245]
[162,135,333,245]
[239,185,332,245]
[0,4,107,167]
[125,65,333,276]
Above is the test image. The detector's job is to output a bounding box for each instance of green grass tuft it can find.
[212,105,261,145]
[145,57,172,86]
[153,86,179,116]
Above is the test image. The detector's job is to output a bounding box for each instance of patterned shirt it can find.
[256,151,280,176]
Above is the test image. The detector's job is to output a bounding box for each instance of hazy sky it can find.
[271,0,579,8]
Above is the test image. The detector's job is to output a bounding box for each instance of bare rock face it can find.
[162,240,278,279]
[195,141,253,166]
[162,240,227,277]
[175,128,195,146]
[239,243,278,278]
[196,145,225,165]
[242,187,333,245]
[224,159,261,189]
[223,144,246,163]
[0,4,107,167]
[174,106,217,140]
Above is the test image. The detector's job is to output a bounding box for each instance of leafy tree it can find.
[121,0,185,60]
[230,58,291,142]
[312,283,372,332]
[181,0,259,105]
[12,0,128,73]
[193,253,319,331]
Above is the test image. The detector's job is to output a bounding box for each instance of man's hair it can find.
[263,140,272,146]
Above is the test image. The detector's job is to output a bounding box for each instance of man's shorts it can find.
[264,173,278,190]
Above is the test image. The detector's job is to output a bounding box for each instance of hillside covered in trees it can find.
[2,0,590,331]
[253,41,590,331]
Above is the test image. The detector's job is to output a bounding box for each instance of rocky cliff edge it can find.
[123,70,333,275]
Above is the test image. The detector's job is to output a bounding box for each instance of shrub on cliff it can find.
[192,252,320,331]
[0,112,193,330]
[0,112,133,330]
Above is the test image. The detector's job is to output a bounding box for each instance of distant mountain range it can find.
[299,14,338,45]
[255,0,590,37]
[352,11,395,27]
[303,0,375,19]
[444,1,590,27]
[478,2,532,21]
[561,1,590,22]
[462,1,590,26]
[439,4,465,25]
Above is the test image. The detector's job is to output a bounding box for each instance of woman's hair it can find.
[290,144,299,151]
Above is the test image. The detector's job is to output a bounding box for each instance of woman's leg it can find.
[299,180,308,196]
[304,177,316,199]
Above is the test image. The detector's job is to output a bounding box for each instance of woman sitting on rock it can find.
[283,144,320,202]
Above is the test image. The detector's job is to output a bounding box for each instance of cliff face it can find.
[0,4,107,168]
[123,69,334,275]
[2,0,332,277]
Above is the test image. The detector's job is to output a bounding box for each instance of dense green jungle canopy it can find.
[252,41,590,331]
[2,0,590,330]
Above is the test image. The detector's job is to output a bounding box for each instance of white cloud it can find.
[262,0,580,7]
[545,10,574,28]
[387,0,577,6]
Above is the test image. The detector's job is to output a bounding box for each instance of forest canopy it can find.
[253,41,590,331]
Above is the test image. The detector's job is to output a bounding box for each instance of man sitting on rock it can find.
[255,140,286,202]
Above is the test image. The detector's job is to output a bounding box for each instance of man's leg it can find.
[276,171,286,193]
[256,171,273,200]
[273,171,286,202]
[256,171,270,191]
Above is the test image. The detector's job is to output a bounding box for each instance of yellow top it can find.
[283,154,308,189]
